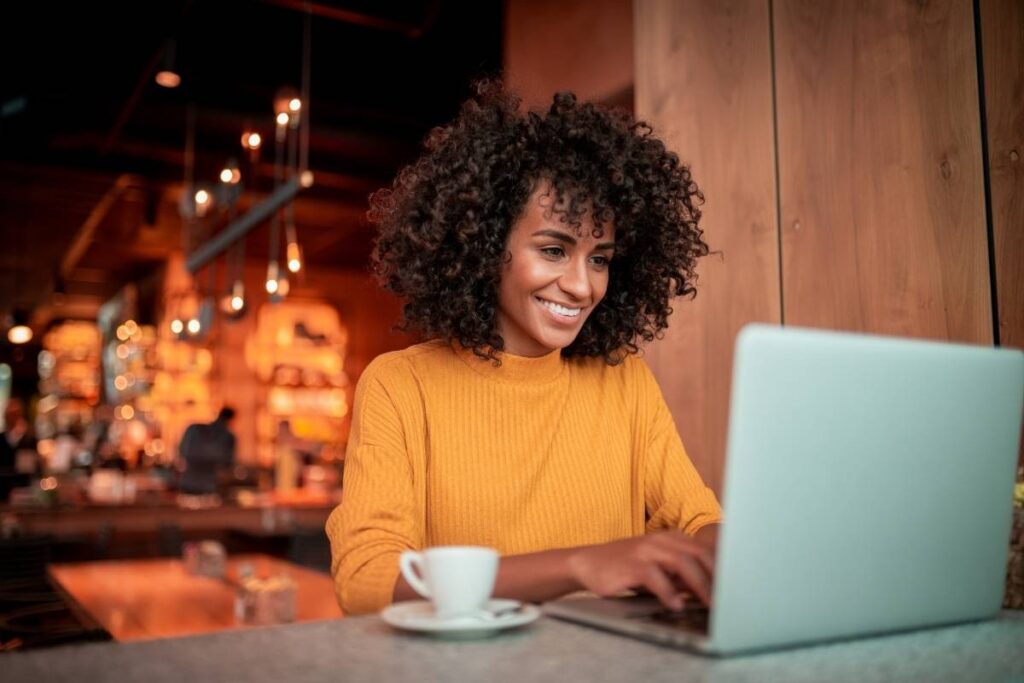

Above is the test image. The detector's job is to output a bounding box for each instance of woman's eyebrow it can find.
[532,229,616,250]
[532,229,576,244]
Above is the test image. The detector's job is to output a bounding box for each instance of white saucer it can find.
[380,599,541,638]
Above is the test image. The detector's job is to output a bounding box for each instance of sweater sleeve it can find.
[325,360,421,615]
[635,359,723,536]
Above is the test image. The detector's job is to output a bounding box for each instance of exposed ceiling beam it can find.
[59,174,143,281]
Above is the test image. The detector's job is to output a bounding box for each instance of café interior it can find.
[1,0,1023,680]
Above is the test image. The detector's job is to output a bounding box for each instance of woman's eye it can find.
[590,255,611,267]
[540,246,565,259]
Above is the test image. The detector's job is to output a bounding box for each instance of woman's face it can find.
[496,183,616,357]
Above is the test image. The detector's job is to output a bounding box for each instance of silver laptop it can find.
[544,324,1024,656]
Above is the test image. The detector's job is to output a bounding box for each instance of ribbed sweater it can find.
[325,340,722,615]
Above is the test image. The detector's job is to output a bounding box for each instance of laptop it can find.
[544,324,1024,656]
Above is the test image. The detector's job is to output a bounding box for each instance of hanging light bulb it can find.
[287,241,302,273]
[186,318,201,335]
[170,319,184,335]
[7,324,31,345]
[7,324,31,344]
[241,130,262,151]
[266,261,280,294]
[219,158,241,185]
[274,86,300,136]
[220,284,246,318]
[155,39,181,88]
[230,280,245,311]
[194,187,213,218]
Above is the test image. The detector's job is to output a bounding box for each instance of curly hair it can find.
[368,80,708,364]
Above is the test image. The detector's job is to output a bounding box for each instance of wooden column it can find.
[978,0,1024,467]
[774,0,992,344]
[635,0,781,494]
[979,0,1024,350]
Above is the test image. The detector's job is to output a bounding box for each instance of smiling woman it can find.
[327,80,721,616]
[497,182,616,357]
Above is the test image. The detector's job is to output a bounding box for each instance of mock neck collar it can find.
[453,342,566,384]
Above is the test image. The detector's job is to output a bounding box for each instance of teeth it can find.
[538,298,581,317]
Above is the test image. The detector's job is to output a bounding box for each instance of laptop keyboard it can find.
[643,604,710,634]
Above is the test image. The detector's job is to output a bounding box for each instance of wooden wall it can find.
[775,0,991,343]
[980,0,1024,352]
[504,0,634,108]
[636,0,1023,491]
[634,0,780,495]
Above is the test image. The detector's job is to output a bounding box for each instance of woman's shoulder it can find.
[359,339,456,385]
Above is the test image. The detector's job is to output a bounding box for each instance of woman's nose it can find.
[558,258,592,301]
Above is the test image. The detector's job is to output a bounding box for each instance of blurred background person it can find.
[177,406,237,495]
[1,397,37,501]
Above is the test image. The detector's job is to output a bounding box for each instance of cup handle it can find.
[399,551,431,599]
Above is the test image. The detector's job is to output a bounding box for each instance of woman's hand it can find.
[566,530,715,610]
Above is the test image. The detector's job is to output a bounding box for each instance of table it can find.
[47,554,342,642]
[4,608,1024,682]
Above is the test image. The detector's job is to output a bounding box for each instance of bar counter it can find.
[1,496,336,537]
[4,609,1023,682]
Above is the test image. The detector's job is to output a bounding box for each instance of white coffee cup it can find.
[398,546,499,619]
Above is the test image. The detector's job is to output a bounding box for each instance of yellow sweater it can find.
[325,340,721,615]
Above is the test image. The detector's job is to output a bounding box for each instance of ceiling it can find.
[0,0,503,331]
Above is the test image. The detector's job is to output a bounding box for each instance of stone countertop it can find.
[4,610,1024,683]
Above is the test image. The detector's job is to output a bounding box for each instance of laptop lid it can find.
[710,324,1024,654]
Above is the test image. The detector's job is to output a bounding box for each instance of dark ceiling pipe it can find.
[257,0,440,38]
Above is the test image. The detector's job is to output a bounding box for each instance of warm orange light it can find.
[241,131,262,150]
[287,242,302,273]
[114,375,129,391]
[7,325,31,344]
[155,70,181,88]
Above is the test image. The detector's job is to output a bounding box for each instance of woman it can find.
[327,81,720,616]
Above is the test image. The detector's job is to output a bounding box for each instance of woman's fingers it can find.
[640,565,686,611]
[654,546,714,606]
[653,531,717,578]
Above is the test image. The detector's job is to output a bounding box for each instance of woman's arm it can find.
[394,527,717,610]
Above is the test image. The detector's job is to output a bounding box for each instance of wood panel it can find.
[635,0,781,494]
[774,0,991,344]
[978,0,1024,468]
[979,0,1024,351]
[504,0,634,108]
